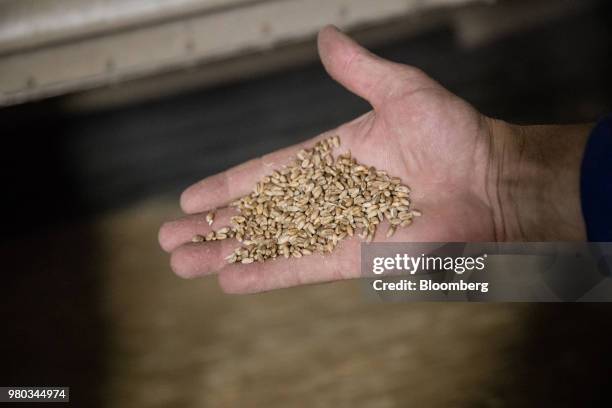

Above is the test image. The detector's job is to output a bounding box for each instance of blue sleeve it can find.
[581,115,612,241]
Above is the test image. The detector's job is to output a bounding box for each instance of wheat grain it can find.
[206,211,215,226]
[192,136,420,263]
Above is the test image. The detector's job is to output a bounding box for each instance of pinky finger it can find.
[170,239,237,279]
[217,238,361,294]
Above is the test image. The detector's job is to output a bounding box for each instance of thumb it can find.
[317,25,428,108]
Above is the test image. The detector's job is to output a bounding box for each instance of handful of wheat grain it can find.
[192,136,420,263]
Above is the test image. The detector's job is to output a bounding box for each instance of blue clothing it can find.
[581,115,612,241]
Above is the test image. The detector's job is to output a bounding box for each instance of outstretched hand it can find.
[159,26,588,294]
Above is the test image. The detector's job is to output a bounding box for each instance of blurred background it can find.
[1,0,612,406]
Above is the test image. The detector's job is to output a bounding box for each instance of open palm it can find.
[159,26,502,293]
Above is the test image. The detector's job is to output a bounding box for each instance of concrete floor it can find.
[4,198,612,406]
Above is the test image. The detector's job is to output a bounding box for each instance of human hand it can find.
[159,26,590,293]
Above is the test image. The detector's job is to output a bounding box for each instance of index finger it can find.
[180,141,309,214]
[179,127,355,214]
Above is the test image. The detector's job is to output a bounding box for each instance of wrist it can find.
[486,118,592,241]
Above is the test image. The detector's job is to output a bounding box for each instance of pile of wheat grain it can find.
[192,136,420,263]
